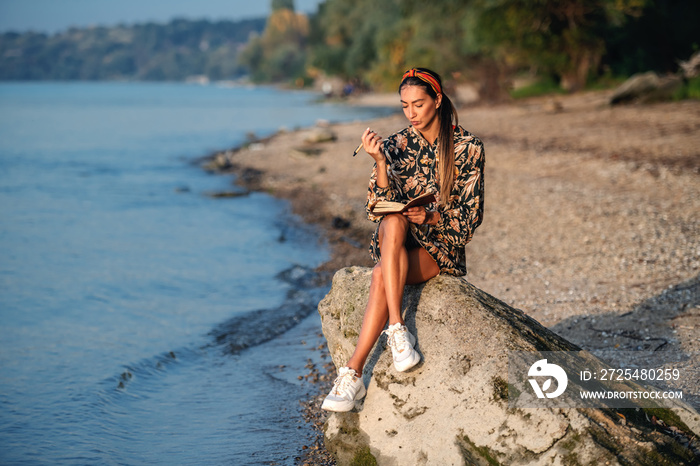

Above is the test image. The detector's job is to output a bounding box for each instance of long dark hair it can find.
[399,68,458,206]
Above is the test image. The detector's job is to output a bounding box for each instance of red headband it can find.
[402,69,442,95]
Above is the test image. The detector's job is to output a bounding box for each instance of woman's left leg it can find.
[376,214,411,326]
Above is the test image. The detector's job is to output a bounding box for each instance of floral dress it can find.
[365,125,485,276]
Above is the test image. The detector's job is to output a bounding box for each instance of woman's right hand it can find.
[362,127,384,164]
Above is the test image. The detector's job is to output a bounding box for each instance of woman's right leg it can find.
[322,235,439,411]
[321,262,390,412]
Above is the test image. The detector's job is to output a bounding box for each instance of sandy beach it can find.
[205,90,700,463]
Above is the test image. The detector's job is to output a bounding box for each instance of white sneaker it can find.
[321,367,366,412]
[383,323,420,372]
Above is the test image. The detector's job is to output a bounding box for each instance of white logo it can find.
[528,359,568,398]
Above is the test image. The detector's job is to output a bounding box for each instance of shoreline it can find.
[202,90,700,463]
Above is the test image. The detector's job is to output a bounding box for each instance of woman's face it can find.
[400,85,442,138]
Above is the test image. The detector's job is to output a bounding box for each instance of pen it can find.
[353,129,376,156]
[352,142,363,157]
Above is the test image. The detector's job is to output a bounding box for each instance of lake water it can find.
[0,82,392,464]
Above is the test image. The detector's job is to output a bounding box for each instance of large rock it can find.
[304,126,337,144]
[318,267,700,465]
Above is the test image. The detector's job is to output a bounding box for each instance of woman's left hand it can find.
[404,207,429,224]
[404,207,440,225]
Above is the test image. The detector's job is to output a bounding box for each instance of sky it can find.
[0,0,326,34]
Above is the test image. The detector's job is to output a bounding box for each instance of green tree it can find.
[307,0,676,95]
[308,0,480,90]
[238,0,309,82]
[472,0,646,91]
[308,0,401,87]
[602,0,700,76]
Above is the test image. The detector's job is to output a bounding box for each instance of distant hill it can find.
[0,17,266,81]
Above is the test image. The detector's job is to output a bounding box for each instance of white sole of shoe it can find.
[321,383,367,412]
[394,349,421,372]
[391,330,419,372]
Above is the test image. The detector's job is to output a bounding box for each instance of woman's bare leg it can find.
[345,216,440,373]
[378,214,411,325]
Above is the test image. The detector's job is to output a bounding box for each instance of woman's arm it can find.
[365,131,400,223]
[362,127,389,188]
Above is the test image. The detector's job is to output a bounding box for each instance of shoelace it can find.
[332,370,356,395]
[384,326,408,353]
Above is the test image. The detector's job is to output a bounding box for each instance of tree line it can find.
[1,0,697,96]
[302,0,699,95]
[0,18,265,81]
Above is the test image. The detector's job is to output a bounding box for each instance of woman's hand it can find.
[362,127,384,164]
[404,207,439,225]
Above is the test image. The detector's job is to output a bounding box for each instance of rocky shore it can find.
[203,90,700,464]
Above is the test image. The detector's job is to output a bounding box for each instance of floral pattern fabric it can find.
[365,125,485,276]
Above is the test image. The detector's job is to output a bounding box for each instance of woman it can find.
[322,68,485,412]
